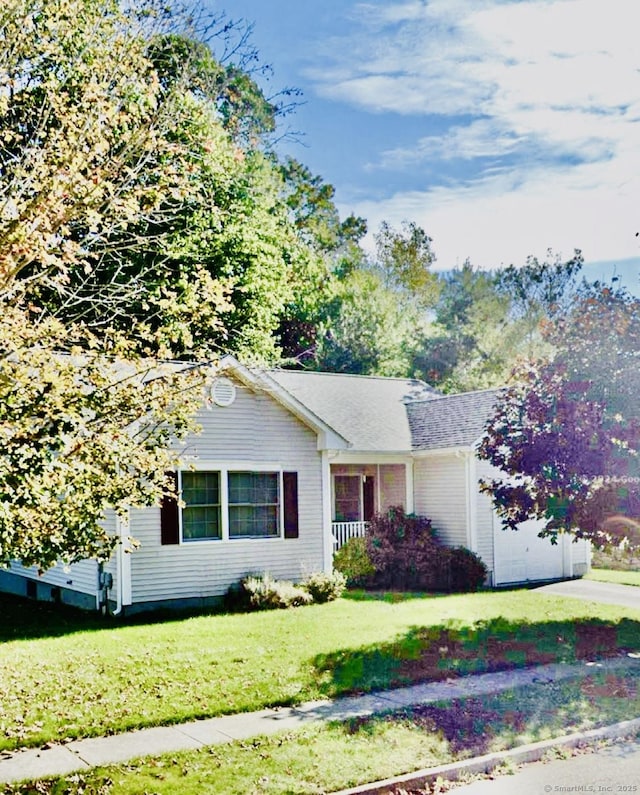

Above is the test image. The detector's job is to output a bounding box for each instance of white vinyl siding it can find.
[127,383,325,605]
[413,454,468,547]
[571,535,591,576]
[379,464,406,511]
[8,558,100,596]
[7,508,118,598]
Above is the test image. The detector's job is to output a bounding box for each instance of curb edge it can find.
[330,717,640,794]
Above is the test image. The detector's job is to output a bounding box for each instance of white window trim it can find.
[178,464,285,543]
[180,470,223,543]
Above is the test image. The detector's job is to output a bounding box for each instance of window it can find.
[228,471,279,538]
[333,474,375,522]
[334,475,361,521]
[160,469,299,544]
[181,471,221,541]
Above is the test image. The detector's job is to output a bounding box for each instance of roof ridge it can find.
[269,369,435,386]
[407,385,505,405]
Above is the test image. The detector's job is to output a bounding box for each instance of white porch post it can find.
[405,460,414,513]
[321,451,333,572]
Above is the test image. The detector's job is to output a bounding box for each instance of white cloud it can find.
[311,0,640,270]
[347,155,640,270]
[376,119,527,167]
[310,0,640,136]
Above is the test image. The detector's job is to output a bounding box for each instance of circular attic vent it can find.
[210,377,236,407]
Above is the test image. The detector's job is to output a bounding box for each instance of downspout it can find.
[110,516,124,616]
[456,450,478,553]
[466,452,478,553]
[110,509,132,616]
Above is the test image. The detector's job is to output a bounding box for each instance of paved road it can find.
[453,737,640,793]
[535,578,640,610]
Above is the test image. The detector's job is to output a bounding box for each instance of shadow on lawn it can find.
[313,615,640,697]
[0,593,220,641]
[345,698,530,757]
[344,666,640,757]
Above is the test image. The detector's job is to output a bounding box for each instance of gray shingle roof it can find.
[269,370,439,452]
[407,388,504,451]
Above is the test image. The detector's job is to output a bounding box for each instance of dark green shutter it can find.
[283,472,299,539]
[160,472,180,545]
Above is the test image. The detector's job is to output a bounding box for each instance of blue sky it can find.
[209,0,640,288]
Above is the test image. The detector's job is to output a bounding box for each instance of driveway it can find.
[534,577,640,610]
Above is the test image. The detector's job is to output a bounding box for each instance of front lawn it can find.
[1,589,639,752]
[10,667,640,794]
[587,568,640,587]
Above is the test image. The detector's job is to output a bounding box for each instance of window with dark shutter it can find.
[160,472,180,545]
[283,472,299,539]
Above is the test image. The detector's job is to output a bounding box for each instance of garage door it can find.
[493,518,565,586]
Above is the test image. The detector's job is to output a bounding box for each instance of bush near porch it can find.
[334,507,487,592]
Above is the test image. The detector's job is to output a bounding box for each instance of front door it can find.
[363,476,375,521]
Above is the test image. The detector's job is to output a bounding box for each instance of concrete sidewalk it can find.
[1,654,639,785]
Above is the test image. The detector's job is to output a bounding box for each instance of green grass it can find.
[9,667,640,794]
[0,589,639,753]
[587,568,640,587]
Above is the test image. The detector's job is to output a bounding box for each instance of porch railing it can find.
[332,521,369,551]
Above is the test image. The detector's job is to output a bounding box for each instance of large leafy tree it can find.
[274,158,368,365]
[313,268,416,376]
[10,5,311,364]
[0,0,277,567]
[0,310,203,569]
[496,250,584,357]
[300,220,437,375]
[414,263,512,391]
[414,253,585,393]
[478,284,640,549]
[374,220,440,308]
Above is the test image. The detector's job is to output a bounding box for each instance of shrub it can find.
[302,570,346,603]
[333,536,376,586]
[445,546,488,592]
[366,507,443,591]
[365,507,487,593]
[239,573,313,610]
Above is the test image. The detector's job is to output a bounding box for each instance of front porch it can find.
[330,462,410,550]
